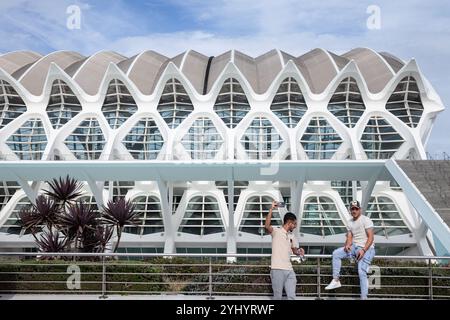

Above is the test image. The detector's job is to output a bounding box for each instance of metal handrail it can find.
[0,252,449,259]
[0,252,448,300]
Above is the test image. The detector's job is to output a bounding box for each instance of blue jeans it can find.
[332,244,375,299]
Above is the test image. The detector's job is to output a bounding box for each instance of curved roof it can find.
[0,51,42,76]
[72,51,126,95]
[19,51,84,95]
[343,48,395,93]
[125,50,169,95]
[179,50,209,94]
[0,48,407,96]
[294,48,341,94]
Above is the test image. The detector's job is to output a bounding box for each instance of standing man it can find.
[325,200,376,299]
[265,200,305,300]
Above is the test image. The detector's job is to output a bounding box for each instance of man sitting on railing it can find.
[265,201,305,300]
[325,200,375,299]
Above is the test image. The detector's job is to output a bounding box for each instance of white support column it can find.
[290,177,305,241]
[414,221,432,255]
[13,174,38,205]
[361,171,380,213]
[226,177,236,262]
[351,180,358,204]
[84,173,105,208]
[157,179,175,254]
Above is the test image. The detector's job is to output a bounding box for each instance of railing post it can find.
[207,256,214,300]
[317,257,322,300]
[428,258,433,300]
[100,255,107,299]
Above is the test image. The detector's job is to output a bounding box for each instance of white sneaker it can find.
[325,279,342,290]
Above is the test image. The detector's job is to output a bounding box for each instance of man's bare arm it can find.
[344,231,353,252]
[363,228,374,252]
[265,201,276,234]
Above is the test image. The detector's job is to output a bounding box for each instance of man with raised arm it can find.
[265,200,305,300]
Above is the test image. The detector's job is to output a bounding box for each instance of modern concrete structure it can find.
[0,48,447,256]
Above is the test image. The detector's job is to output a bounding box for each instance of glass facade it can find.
[102,79,138,129]
[271,77,308,128]
[327,77,365,128]
[6,118,47,160]
[106,181,135,201]
[124,195,164,235]
[0,80,27,129]
[0,181,20,212]
[239,195,281,236]
[0,196,31,234]
[240,117,283,160]
[214,78,250,128]
[181,117,223,160]
[215,181,249,211]
[46,80,82,129]
[300,196,347,236]
[64,118,106,160]
[361,116,405,159]
[366,196,411,238]
[157,78,193,129]
[300,117,343,159]
[122,118,164,160]
[331,181,359,206]
[386,76,424,128]
[178,195,224,236]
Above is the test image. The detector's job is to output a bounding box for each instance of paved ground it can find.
[0,294,323,300]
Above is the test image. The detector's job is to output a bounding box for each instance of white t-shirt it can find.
[347,215,375,248]
[270,227,297,270]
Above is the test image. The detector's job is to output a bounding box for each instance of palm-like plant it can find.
[59,201,98,251]
[36,230,67,258]
[82,225,114,253]
[19,195,59,235]
[19,208,42,238]
[102,198,139,252]
[44,175,84,207]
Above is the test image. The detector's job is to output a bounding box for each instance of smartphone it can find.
[276,201,285,208]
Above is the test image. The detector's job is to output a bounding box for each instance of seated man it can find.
[325,200,375,299]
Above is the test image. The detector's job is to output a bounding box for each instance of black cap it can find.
[349,200,361,209]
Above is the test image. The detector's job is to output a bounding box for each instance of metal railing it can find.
[0,252,449,299]
[425,152,450,160]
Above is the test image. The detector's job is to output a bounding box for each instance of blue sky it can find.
[0,0,449,155]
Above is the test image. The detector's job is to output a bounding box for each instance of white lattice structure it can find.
[0,48,445,255]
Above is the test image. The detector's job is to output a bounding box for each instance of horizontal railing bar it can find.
[0,252,449,260]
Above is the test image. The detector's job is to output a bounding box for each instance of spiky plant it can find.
[36,230,67,258]
[44,175,84,207]
[82,225,114,253]
[102,198,138,252]
[59,201,98,251]
[19,208,42,238]
[19,195,59,235]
